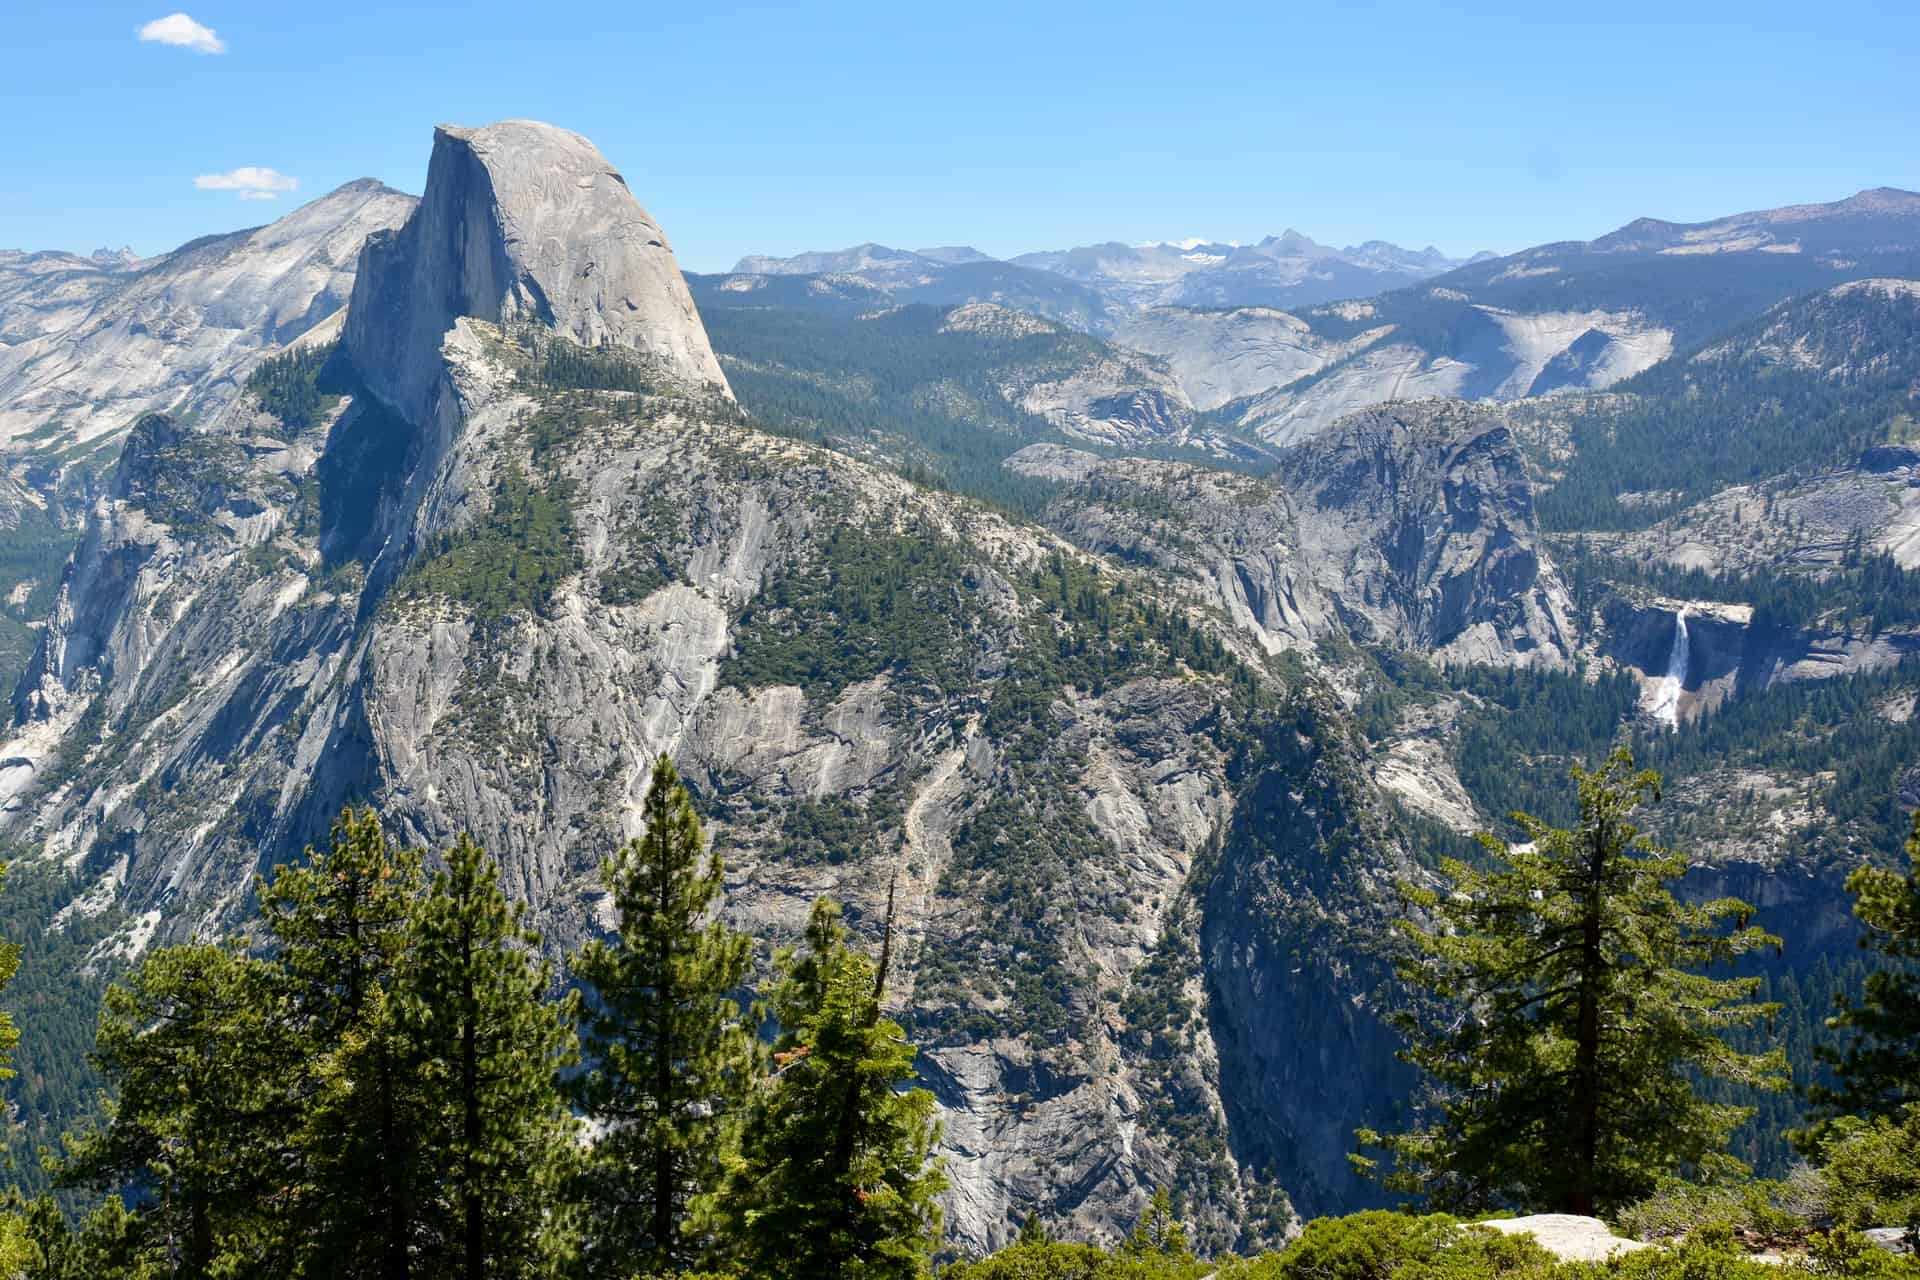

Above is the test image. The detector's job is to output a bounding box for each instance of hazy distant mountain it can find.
[912,244,998,265]
[1008,231,1482,310]
[727,230,1483,319]
[731,241,938,279]
[1586,186,1920,257]
[1110,188,1920,446]
[704,247,1126,333]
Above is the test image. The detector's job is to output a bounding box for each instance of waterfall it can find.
[1649,608,1690,730]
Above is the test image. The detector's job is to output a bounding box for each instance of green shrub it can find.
[1615,1173,1825,1246]
[943,1239,1208,1279]
[1586,1239,1813,1278]
[1817,1107,1920,1235]
[1803,1229,1920,1278]
[1252,1211,1551,1280]
[395,464,580,620]
[245,340,347,431]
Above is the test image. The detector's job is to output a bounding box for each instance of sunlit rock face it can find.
[347,119,729,427]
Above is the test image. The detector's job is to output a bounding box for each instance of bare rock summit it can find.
[347,119,730,423]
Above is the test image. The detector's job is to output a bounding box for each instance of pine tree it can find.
[1357,748,1788,1216]
[1122,1187,1192,1263]
[571,755,754,1273]
[715,897,946,1279]
[57,943,302,1276]
[399,834,579,1280]
[0,864,28,1276]
[16,1193,158,1279]
[0,865,20,1082]
[258,808,431,1280]
[1804,810,1920,1142]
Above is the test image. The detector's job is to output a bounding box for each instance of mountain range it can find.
[730,231,1489,315]
[2,122,1920,1253]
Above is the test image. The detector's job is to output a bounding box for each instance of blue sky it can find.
[2,0,1916,272]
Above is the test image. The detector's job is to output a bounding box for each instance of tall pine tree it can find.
[1358,748,1787,1215]
[715,897,945,1280]
[1810,809,1920,1128]
[571,755,754,1273]
[58,943,302,1277]
[0,863,33,1275]
[258,808,432,1280]
[399,834,579,1280]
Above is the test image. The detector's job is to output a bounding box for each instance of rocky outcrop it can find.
[1276,402,1577,665]
[1010,401,1576,667]
[941,305,1210,450]
[1007,446,1334,653]
[346,120,728,427]
[1114,306,1389,412]
[1480,1216,1651,1262]
[0,180,416,457]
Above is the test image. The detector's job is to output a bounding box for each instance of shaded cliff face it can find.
[0,120,1487,1256]
[1204,687,1422,1219]
[1008,401,1576,667]
[1274,402,1575,664]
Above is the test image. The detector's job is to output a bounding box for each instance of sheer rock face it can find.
[346,120,729,427]
[1276,402,1576,665]
[1010,401,1576,667]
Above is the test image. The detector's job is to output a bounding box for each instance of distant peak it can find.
[325,177,412,199]
[914,245,997,265]
[1838,186,1920,209]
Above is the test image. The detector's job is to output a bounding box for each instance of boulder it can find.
[1479,1214,1653,1262]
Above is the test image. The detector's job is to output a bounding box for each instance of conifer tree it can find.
[1357,748,1787,1216]
[0,865,28,1276]
[13,1193,161,1279]
[715,897,945,1279]
[571,755,754,1273]
[0,865,20,1082]
[1122,1187,1192,1263]
[1809,810,1920,1129]
[58,943,302,1276]
[400,834,579,1280]
[258,808,431,1280]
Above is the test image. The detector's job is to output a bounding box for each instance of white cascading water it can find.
[1649,608,1690,730]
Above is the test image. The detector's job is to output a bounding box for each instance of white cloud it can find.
[194,167,298,200]
[137,13,226,54]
